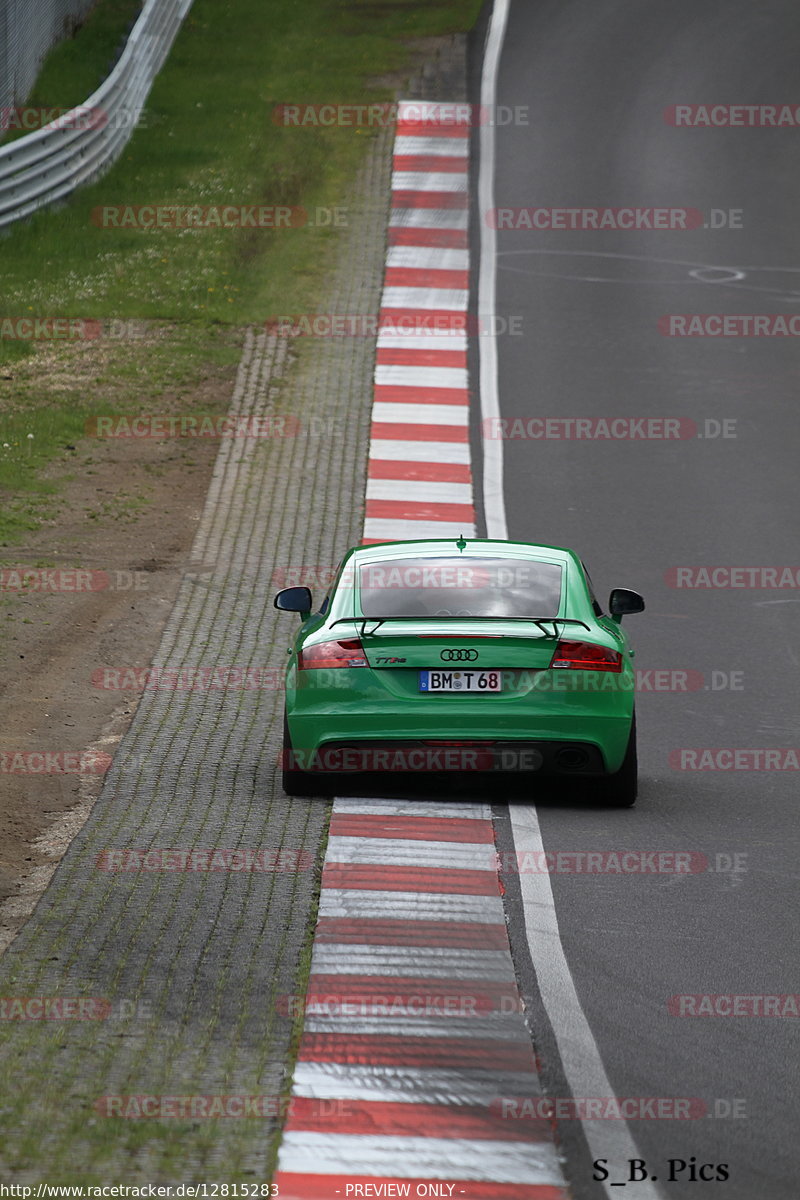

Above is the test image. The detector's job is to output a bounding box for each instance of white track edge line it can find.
[478,3,662,1197]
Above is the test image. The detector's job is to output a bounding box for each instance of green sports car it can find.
[274,537,644,806]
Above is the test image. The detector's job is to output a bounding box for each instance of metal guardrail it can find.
[0,0,194,230]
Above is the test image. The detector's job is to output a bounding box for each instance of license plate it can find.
[419,670,502,693]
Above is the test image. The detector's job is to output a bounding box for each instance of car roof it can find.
[347,538,578,565]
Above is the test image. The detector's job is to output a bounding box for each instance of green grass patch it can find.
[0,0,480,541]
[0,0,481,324]
[0,0,483,1165]
[0,322,241,542]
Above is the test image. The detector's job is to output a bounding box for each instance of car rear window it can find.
[356,556,563,619]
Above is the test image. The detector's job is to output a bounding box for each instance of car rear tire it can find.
[282,711,319,796]
[597,715,637,807]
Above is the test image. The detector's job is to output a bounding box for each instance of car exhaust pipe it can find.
[554,747,591,771]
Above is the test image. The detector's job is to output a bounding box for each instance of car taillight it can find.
[298,638,369,669]
[550,640,622,672]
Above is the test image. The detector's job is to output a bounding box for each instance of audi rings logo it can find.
[440,648,479,662]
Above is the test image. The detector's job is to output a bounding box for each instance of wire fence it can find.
[0,0,96,114]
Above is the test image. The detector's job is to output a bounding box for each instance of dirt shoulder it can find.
[0,340,238,951]
[0,27,469,955]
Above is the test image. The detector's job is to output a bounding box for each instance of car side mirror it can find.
[274,586,313,619]
[609,588,645,623]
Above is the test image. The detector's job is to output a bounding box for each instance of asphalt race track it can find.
[470,1,800,1196]
[1,2,798,1196]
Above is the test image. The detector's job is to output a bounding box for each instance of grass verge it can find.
[0,0,481,542]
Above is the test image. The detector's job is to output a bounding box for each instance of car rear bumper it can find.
[285,737,610,776]
[285,670,634,774]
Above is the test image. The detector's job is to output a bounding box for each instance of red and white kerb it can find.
[273,102,571,1199]
[364,100,475,546]
[273,800,569,1198]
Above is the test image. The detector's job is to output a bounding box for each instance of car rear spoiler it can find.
[328,616,592,638]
